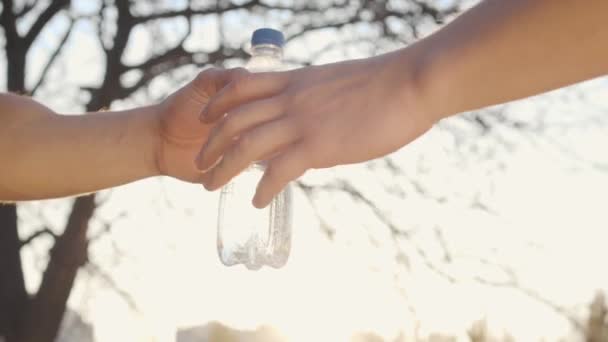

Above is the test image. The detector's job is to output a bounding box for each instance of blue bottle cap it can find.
[251,28,285,48]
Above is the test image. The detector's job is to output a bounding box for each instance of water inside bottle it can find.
[218,165,267,270]
[218,163,292,270]
[216,28,292,270]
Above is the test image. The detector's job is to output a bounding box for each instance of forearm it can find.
[407,0,608,120]
[0,93,160,200]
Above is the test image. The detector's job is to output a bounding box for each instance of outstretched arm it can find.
[416,0,608,119]
[0,68,232,201]
[0,93,159,200]
[195,0,608,208]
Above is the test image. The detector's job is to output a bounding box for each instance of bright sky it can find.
[4,1,608,341]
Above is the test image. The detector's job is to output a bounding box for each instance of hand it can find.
[153,68,235,182]
[195,51,437,208]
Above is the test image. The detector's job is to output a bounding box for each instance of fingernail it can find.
[206,179,220,192]
[252,192,265,209]
[197,163,213,174]
[195,152,208,172]
[201,172,216,191]
[202,181,214,191]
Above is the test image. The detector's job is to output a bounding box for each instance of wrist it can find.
[402,36,468,122]
[375,44,445,126]
[130,104,163,177]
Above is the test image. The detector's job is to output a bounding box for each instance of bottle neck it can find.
[250,44,283,60]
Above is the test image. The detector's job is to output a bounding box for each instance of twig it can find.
[85,262,139,312]
[20,227,58,247]
[31,18,75,95]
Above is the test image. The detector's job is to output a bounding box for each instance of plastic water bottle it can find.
[217,28,293,270]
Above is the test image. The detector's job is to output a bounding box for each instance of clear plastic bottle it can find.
[217,28,292,270]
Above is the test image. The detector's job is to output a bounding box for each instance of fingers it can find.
[189,67,244,104]
[253,142,311,208]
[196,95,287,171]
[200,70,290,123]
[201,118,299,191]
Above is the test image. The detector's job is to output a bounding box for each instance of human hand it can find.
[195,52,437,207]
[153,68,236,182]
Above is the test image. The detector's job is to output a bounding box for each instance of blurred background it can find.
[1,0,608,341]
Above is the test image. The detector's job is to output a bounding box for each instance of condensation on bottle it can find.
[216,28,293,270]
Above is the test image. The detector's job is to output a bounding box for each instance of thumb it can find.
[188,67,249,105]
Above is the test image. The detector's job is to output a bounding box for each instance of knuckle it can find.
[230,70,252,94]
[196,67,215,80]
[231,67,249,80]
[235,133,253,154]
[282,89,299,107]
[284,116,303,136]
[195,67,222,87]
[286,81,310,104]
[290,116,312,136]
[191,68,217,99]
[229,79,245,97]
[274,93,291,112]
[221,115,240,137]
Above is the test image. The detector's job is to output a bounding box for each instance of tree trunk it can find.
[2,3,92,340]
[0,205,28,342]
[20,195,96,342]
[1,6,30,339]
[7,50,26,94]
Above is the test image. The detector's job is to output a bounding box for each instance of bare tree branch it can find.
[118,44,248,100]
[126,44,191,72]
[20,227,58,247]
[0,0,18,40]
[88,212,127,243]
[23,0,70,48]
[433,226,452,263]
[30,17,75,95]
[15,0,37,18]
[179,13,192,47]
[296,180,336,239]
[286,16,362,43]
[120,49,198,99]
[132,1,261,24]
[95,0,109,53]
[411,0,460,23]
[298,180,457,282]
[132,0,354,25]
[473,258,585,332]
[85,263,138,312]
[87,0,135,110]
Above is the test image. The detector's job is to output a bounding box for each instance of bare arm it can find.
[195,0,608,207]
[0,68,232,201]
[0,93,158,200]
[415,0,608,120]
